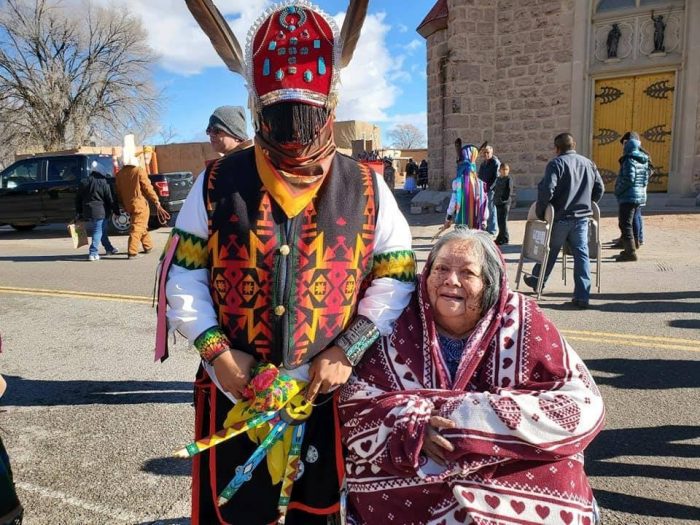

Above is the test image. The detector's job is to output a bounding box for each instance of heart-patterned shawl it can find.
[338,267,605,525]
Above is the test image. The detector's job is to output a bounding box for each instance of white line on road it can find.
[16,481,153,523]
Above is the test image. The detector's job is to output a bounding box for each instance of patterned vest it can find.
[205,148,378,368]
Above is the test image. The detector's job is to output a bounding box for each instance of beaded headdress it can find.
[186,0,368,113]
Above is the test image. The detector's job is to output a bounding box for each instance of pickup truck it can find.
[0,153,193,234]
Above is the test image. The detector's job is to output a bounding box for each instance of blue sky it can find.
[123,1,434,146]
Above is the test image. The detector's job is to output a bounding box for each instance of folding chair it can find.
[515,203,554,300]
[561,201,602,293]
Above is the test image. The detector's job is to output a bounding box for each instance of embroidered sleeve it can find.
[355,175,415,336]
[372,250,416,282]
[165,175,219,345]
[167,227,208,270]
[194,326,231,364]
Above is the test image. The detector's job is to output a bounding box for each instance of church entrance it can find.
[592,71,675,192]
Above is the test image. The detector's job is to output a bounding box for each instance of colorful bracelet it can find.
[194,326,231,364]
[333,316,380,366]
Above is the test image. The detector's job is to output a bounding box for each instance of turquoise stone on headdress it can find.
[268,41,277,51]
[318,57,326,75]
[263,58,270,76]
[304,70,313,83]
[275,69,284,81]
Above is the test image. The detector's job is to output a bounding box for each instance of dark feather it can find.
[185,0,246,76]
[339,0,369,68]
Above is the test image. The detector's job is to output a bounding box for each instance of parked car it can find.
[0,153,193,234]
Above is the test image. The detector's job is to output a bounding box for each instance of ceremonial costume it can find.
[159,2,415,524]
[339,253,605,525]
[446,144,488,230]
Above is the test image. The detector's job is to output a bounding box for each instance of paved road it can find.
[0,199,698,524]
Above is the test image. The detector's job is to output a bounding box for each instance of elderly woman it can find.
[339,230,604,525]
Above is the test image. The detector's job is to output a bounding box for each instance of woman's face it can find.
[427,240,485,335]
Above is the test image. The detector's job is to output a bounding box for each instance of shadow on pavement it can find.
[588,425,700,519]
[1,376,192,406]
[586,359,700,390]
[531,290,700,314]
[142,456,191,477]
[594,489,700,521]
[0,254,98,262]
[667,319,700,330]
[137,519,190,525]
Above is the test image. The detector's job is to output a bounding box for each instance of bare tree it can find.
[0,0,160,159]
[388,123,426,150]
[157,124,179,145]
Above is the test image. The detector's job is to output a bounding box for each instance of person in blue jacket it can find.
[614,132,650,262]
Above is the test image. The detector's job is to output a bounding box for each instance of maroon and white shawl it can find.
[338,267,605,525]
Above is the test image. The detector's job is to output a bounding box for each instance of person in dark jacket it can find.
[525,133,604,308]
[478,145,500,236]
[417,159,429,189]
[492,162,513,245]
[75,166,120,261]
[1,375,23,525]
[614,131,650,262]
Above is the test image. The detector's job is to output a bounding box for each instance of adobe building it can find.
[418,0,700,203]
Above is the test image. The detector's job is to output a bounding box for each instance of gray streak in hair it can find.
[428,229,504,314]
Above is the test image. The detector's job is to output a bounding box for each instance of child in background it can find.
[493,163,513,245]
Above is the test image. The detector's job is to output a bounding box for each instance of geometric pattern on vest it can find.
[206,149,377,367]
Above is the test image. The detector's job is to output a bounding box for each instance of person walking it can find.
[417,159,429,189]
[492,162,513,245]
[159,2,416,523]
[478,144,500,237]
[75,165,120,261]
[404,158,418,193]
[115,143,169,260]
[614,131,650,262]
[524,133,604,308]
[382,156,396,190]
[443,140,488,232]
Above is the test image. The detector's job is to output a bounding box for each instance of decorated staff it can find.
[156,2,417,523]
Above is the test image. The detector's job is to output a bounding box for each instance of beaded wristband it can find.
[194,326,231,364]
[333,316,380,366]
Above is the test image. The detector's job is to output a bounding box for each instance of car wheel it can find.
[109,211,131,235]
[10,224,37,231]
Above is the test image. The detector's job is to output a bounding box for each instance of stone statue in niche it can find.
[651,11,666,53]
[606,23,622,59]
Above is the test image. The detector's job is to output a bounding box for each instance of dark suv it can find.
[0,153,192,234]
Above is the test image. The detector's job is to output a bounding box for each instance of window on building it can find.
[597,0,635,11]
[597,0,681,11]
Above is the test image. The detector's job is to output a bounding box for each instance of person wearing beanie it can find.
[206,105,253,157]
[159,2,415,524]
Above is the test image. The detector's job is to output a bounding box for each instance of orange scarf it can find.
[255,120,336,218]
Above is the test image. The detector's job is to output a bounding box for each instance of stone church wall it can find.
[425,0,577,192]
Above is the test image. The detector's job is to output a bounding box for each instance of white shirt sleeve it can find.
[357,174,415,336]
[165,174,217,344]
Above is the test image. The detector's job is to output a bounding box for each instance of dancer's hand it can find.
[212,349,256,399]
[305,346,352,402]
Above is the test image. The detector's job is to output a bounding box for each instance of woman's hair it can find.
[428,229,504,314]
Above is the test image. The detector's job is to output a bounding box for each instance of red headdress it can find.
[186,0,369,113]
